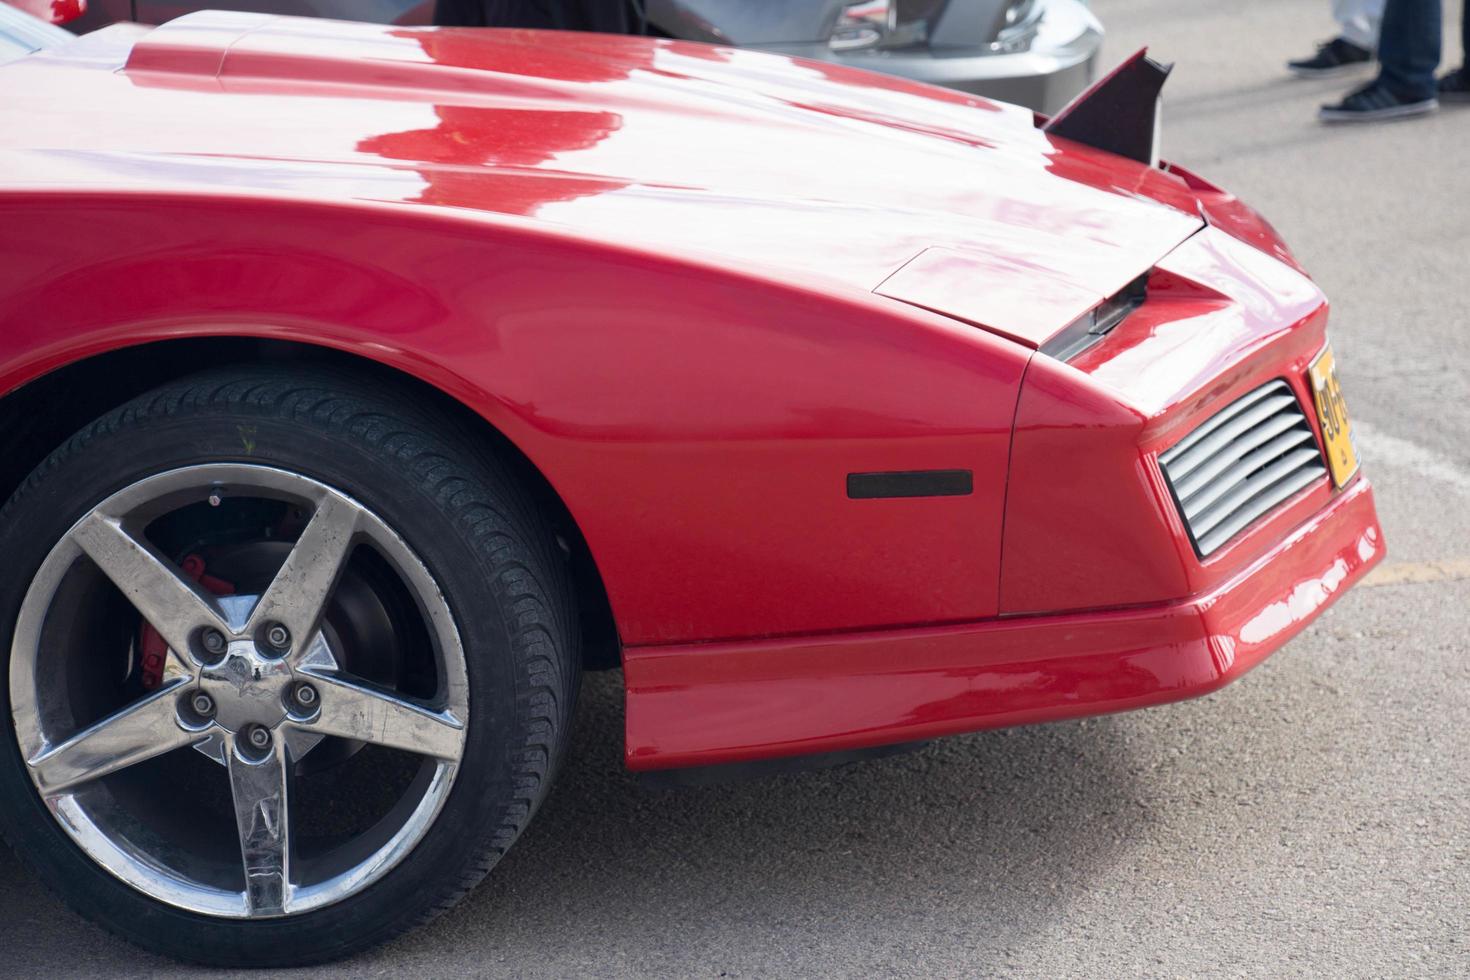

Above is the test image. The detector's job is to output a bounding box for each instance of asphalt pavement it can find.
[2,0,1467,976]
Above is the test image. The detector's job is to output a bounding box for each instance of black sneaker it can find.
[1320,81,1438,122]
[1288,37,1373,77]
[1439,67,1470,102]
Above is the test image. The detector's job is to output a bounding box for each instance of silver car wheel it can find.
[9,463,469,919]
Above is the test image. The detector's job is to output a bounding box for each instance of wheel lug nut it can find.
[191,693,216,717]
[201,629,227,655]
[293,683,318,709]
[265,624,291,650]
[246,726,271,750]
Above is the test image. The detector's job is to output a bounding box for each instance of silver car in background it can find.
[656,0,1102,112]
[70,0,1102,112]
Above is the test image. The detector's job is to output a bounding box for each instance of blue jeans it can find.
[1377,0,1466,99]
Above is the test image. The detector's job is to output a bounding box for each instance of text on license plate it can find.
[1309,343,1359,487]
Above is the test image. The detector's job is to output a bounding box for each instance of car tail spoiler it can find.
[1042,48,1172,166]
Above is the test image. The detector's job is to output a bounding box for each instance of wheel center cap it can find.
[197,640,291,732]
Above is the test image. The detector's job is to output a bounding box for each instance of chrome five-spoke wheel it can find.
[12,464,469,917]
[0,370,577,966]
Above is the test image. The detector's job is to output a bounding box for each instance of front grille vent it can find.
[1159,380,1327,556]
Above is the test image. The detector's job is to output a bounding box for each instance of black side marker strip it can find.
[846,469,973,499]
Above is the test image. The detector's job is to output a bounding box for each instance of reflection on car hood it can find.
[6,12,1205,339]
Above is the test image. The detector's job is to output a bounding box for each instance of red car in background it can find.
[0,2,1381,967]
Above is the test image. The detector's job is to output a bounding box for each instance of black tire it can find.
[0,367,579,966]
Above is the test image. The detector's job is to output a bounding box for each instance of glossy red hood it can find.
[8,12,1207,347]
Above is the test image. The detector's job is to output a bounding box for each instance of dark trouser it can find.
[1377,0,1467,99]
[433,0,635,32]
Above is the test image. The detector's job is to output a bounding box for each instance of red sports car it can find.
[0,2,1382,967]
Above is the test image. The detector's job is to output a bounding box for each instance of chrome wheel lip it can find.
[11,463,469,919]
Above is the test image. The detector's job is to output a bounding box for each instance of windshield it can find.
[0,5,73,68]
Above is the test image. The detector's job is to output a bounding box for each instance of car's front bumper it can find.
[624,476,1382,772]
[749,0,1103,113]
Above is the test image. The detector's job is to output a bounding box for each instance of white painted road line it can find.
[1353,420,1470,496]
[1346,421,1470,587]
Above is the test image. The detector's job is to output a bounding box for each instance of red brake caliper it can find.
[137,554,235,690]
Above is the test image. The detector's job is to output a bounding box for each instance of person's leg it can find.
[1438,0,1469,97]
[1375,0,1441,100]
[433,0,488,26]
[435,1,638,31]
[1321,0,1441,118]
[1290,0,1380,75]
[1334,0,1384,49]
[1462,0,1468,68]
[572,0,633,32]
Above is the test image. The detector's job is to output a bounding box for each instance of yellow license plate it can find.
[1309,344,1359,487]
